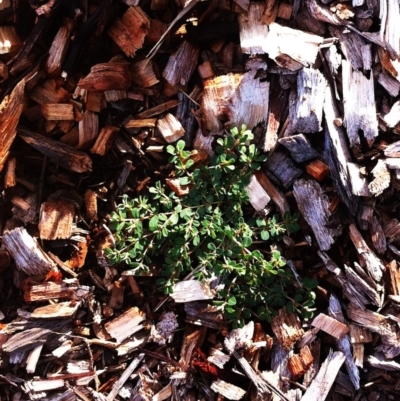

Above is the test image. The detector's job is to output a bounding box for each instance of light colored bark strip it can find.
[0,79,25,172]
[300,350,345,401]
[328,295,360,390]
[348,223,385,282]
[239,2,269,54]
[3,227,55,276]
[211,380,246,400]
[106,354,144,401]
[342,59,378,147]
[293,179,342,251]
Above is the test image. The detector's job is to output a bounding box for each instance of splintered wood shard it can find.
[202,68,269,133]
[108,6,150,57]
[78,61,132,91]
[105,307,145,342]
[271,308,304,350]
[3,328,52,353]
[18,127,92,173]
[3,227,55,275]
[46,18,73,76]
[0,79,25,172]
[379,0,400,58]
[348,223,385,282]
[211,380,246,400]
[238,2,269,54]
[293,179,342,250]
[279,134,319,163]
[163,40,199,87]
[329,294,360,390]
[24,280,92,302]
[263,23,323,69]
[288,68,326,134]
[342,59,378,147]
[30,301,80,319]
[323,85,358,214]
[347,305,400,359]
[300,350,345,401]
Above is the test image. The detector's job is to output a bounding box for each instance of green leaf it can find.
[169,213,179,225]
[166,145,175,155]
[149,216,159,232]
[176,140,185,152]
[242,236,252,247]
[260,230,270,240]
[179,176,191,185]
[227,295,237,306]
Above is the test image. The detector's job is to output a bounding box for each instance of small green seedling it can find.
[106,126,316,327]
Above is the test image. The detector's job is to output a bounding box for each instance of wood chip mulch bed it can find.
[1,0,400,400]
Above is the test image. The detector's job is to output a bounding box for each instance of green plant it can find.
[106,126,316,327]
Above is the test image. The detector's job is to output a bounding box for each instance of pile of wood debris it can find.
[2,0,400,399]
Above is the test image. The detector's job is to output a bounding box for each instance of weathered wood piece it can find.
[254,170,289,215]
[293,179,342,250]
[288,346,313,378]
[288,68,326,134]
[41,104,74,121]
[328,295,360,390]
[265,151,302,188]
[323,85,358,214]
[106,354,144,401]
[38,200,74,240]
[24,280,91,302]
[264,76,288,151]
[271,308,304,351]
[105,307,146,343]
[163,41,199,87]
[0,79,26,173]
[4,156,16,188]
[30,301,80,319]
[3,328,52,354]
[378,71,400,97]
[3,227,55,276]
[78,111,99,150]
[279,134,319,163]
[238,2,269,54]
[201,68,269,133]
[379,0,400,58]
[90,126,119,156]
[211,380,246,400]
[306,159,330,181]
[157,114,185,143]
[347,305,400,359]
[246,175,271,211]
[263,23,323,69]
[312,313,349,339]
[171,280,214,302]
[108,6,149,57]
[344,264,382,307]
[387,260,400,296]
[78,61,132,91]
[18,127,92,173]
[46,18,73,76]
[342,59,378,147]
[370,216,387,254]
[300,350,345,401]
[348,223,385,282]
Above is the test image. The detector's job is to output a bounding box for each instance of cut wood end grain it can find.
[157,113,185,143]
[312,313,349,339]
